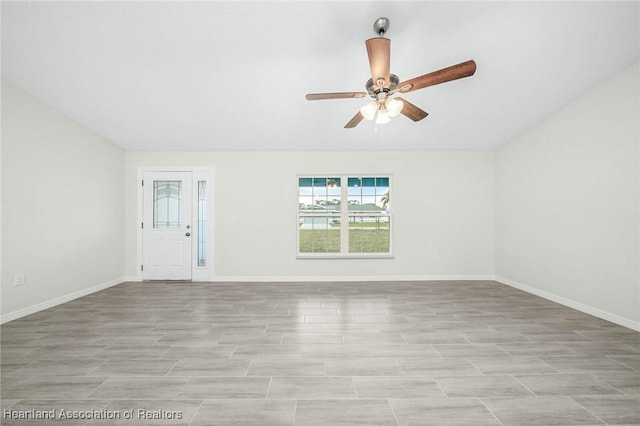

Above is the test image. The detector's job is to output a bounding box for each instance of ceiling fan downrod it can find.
[373,17,390,37]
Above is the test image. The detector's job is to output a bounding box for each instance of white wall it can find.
[1,81,125,322]
[495,63,640,329]
[5,63,637,329]
[125,150,495,281]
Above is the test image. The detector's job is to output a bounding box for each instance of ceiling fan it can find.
[305,17,477,128]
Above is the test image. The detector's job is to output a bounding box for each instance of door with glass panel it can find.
[142,171,192,280]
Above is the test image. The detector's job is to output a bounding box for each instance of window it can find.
[153,181,182,229]
[298,176,391,257]
[197,181,207,267]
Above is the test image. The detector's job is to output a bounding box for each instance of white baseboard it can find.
[123,274,494,283]
[1,277,124,324]
[211,275,496,282]
[495,276,640,332]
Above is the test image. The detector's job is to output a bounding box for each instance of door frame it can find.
[137,167,214,281]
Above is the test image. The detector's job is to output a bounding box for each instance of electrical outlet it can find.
[13,273,25,286]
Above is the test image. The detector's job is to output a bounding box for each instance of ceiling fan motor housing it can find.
[366,74,399,97]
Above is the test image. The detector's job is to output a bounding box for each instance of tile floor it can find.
[1,280,639,425]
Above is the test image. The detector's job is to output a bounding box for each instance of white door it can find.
[142,171,192,280]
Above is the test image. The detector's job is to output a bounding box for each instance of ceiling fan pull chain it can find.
[376,121,385,142]
[374,110,379,133]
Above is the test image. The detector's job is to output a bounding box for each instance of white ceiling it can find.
[2,1,638,151]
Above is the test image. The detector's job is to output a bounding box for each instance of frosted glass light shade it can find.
[360,101,377,121]
[376,110,391,124]
[386,98,403,117]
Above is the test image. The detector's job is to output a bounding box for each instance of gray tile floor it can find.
[1,280,639,425]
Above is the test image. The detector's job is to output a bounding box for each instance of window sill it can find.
[296,254,394,260]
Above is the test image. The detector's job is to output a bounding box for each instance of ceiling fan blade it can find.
[365,37,391,89]
[344,111,364,128]
[398,60,476,94]
[306,92,367,101]
[395,97,428,122]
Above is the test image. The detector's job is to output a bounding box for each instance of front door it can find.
[142,171,192,280]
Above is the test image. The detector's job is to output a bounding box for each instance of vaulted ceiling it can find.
[2,1,638,151]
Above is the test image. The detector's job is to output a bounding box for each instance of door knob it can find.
[185,232,191,237]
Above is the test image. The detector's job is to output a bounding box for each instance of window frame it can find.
[297,175,393,259]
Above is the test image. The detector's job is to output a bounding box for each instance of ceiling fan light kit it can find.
[306,17,477,129]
